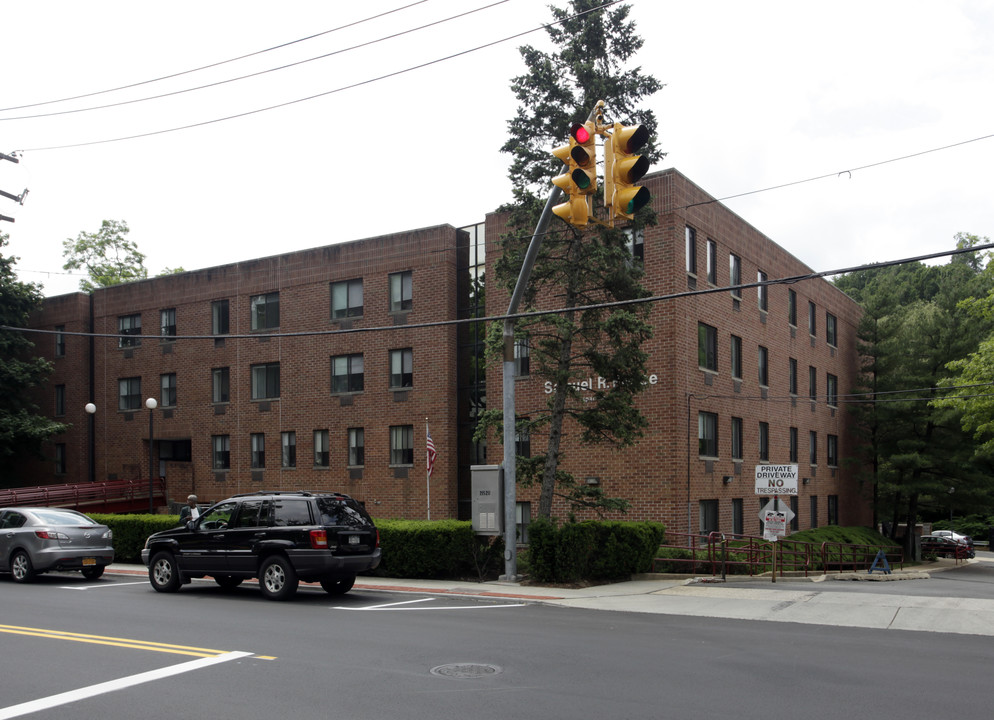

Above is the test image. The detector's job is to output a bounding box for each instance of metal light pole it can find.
[146,398,157,513]
[84,403,96,484]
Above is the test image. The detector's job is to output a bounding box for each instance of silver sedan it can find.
[0,507,114,582]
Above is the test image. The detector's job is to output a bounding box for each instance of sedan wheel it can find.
[81,566,105,580]
[149,552,182,593]
[10,550,36,583]
[259,556,298,601]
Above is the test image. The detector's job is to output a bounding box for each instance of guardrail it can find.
[0,478,166,512]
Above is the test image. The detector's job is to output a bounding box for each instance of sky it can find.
[1,0,992,297]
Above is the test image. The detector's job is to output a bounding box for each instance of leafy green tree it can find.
[0,232,68,482]
[62,219,147,292]
[481,0,661,519]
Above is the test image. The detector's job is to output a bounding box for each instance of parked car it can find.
[141,491,381,601]
[0,507,115,582]
[920,533,975,559]
[931,529,973,546]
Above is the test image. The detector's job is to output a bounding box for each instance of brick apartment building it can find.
[21,169,872,536]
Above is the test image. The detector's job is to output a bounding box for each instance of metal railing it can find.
[0,478,166,512]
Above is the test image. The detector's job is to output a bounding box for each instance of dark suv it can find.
[141,491,380,600]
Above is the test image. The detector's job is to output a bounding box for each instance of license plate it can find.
[82,557,96,566]
[348,536,360,545]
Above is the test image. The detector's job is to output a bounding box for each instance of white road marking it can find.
[60,581,148,590]
[336,597,525,611]
[0,651,252,719]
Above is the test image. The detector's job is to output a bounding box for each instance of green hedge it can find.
[90,514,183,563]
[371,519,504,581]
[528,518,666,583]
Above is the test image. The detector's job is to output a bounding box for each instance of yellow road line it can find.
[0,624,228,658]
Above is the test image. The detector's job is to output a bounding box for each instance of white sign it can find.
[759,500,794,542]
[754,464,799,495]
[757,500,795,524]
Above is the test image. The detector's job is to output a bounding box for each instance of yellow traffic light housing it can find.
[604,122,650,223]
[552,121,597,227]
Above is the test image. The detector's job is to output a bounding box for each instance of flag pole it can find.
[425,418,431,521]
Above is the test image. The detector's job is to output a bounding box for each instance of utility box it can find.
[471,465,503,535]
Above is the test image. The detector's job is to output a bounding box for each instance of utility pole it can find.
[0,151,28,223]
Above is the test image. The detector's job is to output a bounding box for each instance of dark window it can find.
[314,430,329,467]
[118,377,141,411]
[757,271,768,312]
[55,443,66,475]
[731,335,742,379]
[789,358,798,395]
[118,314,142,348]
[212,435,230,470]
[732,498,744,536]
[55,384,66,416]
[331,279,364,319]
[331,354,364,393]
[826,313,838,346]
[160,308,176,338]
[514,338,530,376]
[759,422,769,462]
[516,418,531,458]
[212,367,230,403]
[699,499,718,534]
[251,363,280,400]
[625,228,644,263]
[251,433,265,469]
[282,431,296,468]
[348,428,365,466]
[390,425,414,465]
[55,326,65,357]
[788,290,797,326]
[389,271,412,312]
[789,427,799,463]
[250,292,280,331]
[731,417,743,460]
[212,300,230,335]
[827,373,838,407]
[828,495,839,525]
[809,366,817,401]
[729,254,741,298]
[808,301,817,336]
[272,499,312,527]
[698,323,718,371]
[233,499,266,528]
[390,348,413,389]
[827,434,838,467]
[810,496,819,529]
[685,226,697,275]
[790,496,799,531]
[160,373,177,407]
[810,431,818,465]
[706,239,717,284]
[698,412,718,458]
[758,346,768,387]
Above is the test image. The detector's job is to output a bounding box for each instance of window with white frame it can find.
[331,354,364,393]
[160,373,177,407]
[685,226,697,275]
[390,425,414,465]
[118,314,142,348]
[212,300,229,335]
[251,362,280,400]
[348,428,365,466]
[698,323,718,371]
[250,292,280,331]
[706,239,717,284]
[160,308,176,338]
[118,377,141,411]
[729,254,741,298]
[212,435,230,470]
[389,348,413,389]
[282,431,296,468]
[331,279,364,319]
[389,271,413,312]
[251,433,266,469]
[698,411,718,458]
[212,367,230,403]
[314,430,329,467]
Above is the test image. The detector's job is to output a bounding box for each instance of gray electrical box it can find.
[471,465,503,535]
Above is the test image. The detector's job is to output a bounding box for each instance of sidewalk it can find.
[109,556,994,637]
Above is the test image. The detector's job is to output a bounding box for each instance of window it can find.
[160,373,177,407]
[685,226,697,275]
[828,495,839,525]
[212,435,230,470]
[212,367,230,403]
[118,314,142,348]
[758,346,768,387]
[517,502,532,545]
[809,431,818,465]
[514,337,530,376]
[625,228,644,263]
[348,428,365,466]
[789,358,798,395]
[118,377,141,411]
[314,430,330,467]
[706,239,717,284]
[516,419,531,458]
[390,348,413,389]
[809,366,817,401]
[759,422,769,462]
[251,363,280,400]
[699,499,718,534]
[698,411,718,458]
[250,292,280,331]
[808,301,817,336]
[251,433,265,469]
[732,498,744,536]
[55,326,65,357]
[790,496,799,531]
[788,290,797,326]
[331,354,364,393]
[729,254,741,298]
[389,271,412,312]
[810,496,819,529]
[827,373,838,407]
[730,335,742,379]
[731,417,743,461]
[390,425,414,465]
[827,434,838,467]
[212,300,230,335]
[331,279,364,319]
[55,384,66,416]
[281,431,296,468]
[160,308,176,338]
[698,323,718,371]
[55,443,67,475]
[789,427,799,463]
[757,271,768,312]
[826,313,838,347]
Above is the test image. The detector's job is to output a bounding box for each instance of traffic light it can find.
[551,121,597,226]
[604,122,650,223]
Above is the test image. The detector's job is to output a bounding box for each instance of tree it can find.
[0,232,68,482]
[62,219,147,291]
[482,0,662,519]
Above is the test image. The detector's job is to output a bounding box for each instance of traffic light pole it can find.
[501,102,603,582]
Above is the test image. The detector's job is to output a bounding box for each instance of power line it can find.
[0,1,512,122]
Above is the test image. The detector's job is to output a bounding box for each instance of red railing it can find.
[0,478,166,513]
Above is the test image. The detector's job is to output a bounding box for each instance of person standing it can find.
[179,494,200,523]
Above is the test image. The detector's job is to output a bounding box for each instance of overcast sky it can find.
[2,0,992,297]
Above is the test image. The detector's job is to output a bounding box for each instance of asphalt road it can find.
[1,570,991,720]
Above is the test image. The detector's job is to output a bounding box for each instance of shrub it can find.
[90,513,182,563]
[371,519,503,580]
[527,519,666,583]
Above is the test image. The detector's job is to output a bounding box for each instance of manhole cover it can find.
[430,663,502,679]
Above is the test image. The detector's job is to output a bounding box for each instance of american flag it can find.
[426,424,437,479]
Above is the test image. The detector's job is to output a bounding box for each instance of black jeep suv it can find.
[141,491,381,601]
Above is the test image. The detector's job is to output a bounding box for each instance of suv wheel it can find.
[149,551,182,593]
[259,556,298,601]
[10,550,35,583]
[214,575,243,590]
[319,574,356,595]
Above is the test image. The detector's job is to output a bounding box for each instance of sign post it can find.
[755,465,798,583]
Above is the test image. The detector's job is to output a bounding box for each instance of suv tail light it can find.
[309,529,328,549]
[375,529,380,548]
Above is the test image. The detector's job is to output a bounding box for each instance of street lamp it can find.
[146,397,157,513]
[84,403,96,484]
